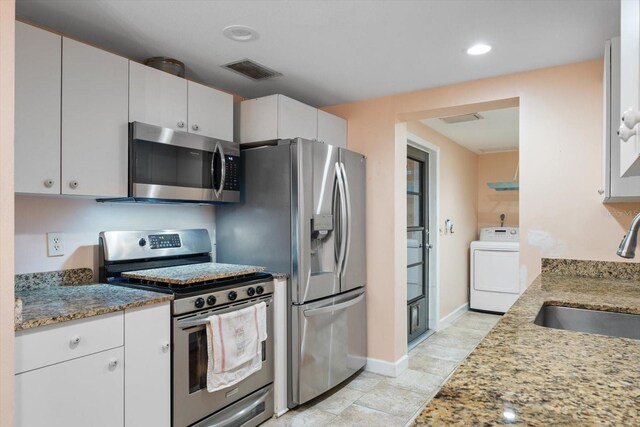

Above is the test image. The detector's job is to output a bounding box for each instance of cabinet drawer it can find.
[15,311,124,374]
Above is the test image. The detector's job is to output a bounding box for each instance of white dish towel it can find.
[206,301,267,392]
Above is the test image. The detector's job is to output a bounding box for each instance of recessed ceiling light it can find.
[466,43,492,56]
[223,25,259,42]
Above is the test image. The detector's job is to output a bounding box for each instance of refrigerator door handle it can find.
[335,162,347,277]
[303,292,365,317]
[339,162,352,275]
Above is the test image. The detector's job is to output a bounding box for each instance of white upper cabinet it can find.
[62,38,129,197]
[619,0,640,176]
[318,109,347,148]
[129,61,188,132]
[277,95,318,141]
[238,94,346,146]
[15,22,62,194]
[130,61,233,140]
[188,80,233,140]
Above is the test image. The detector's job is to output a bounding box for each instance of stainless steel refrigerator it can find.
[216,138,367,408]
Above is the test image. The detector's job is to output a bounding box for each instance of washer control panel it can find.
[479,227,519,242]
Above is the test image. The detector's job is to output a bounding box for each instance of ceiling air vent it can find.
[439,113,483,124]
[222,59,282,81]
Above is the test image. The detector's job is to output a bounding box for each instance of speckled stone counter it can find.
[15,269,173,331]
[415,265,640,425]
[122,262,267,285]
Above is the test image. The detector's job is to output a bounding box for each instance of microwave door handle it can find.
[213,142,226,198]
[339,162,352,275]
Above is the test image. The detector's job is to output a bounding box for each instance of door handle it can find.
[303,292,364,317]
[213,142,226,198]
[339,162,352,275]
[335,162,347,277]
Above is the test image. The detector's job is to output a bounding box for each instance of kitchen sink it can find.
[534,305,640,340]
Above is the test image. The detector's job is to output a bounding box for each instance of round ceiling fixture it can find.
[466,43,492,56]
[223,25,259,42]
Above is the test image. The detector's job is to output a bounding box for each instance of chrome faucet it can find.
[617,212,640,258]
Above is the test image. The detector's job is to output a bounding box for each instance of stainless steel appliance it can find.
[216,139,367,407]
[100,122,240,204]
[99,229,274,427]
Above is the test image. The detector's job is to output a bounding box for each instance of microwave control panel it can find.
[223,155,240,191]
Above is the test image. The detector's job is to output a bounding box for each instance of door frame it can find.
[407,133,440,331]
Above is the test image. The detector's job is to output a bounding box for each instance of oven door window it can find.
[188,328,208,393]
[187,327,267,394]
[133,140,213,189]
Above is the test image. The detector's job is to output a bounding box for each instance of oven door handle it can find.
[207,386,271,427]
[177,297,273,329]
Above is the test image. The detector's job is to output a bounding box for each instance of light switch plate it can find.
[47,232,64,257]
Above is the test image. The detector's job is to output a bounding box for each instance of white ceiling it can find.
[16,0,619,107]
[420,107,519,154]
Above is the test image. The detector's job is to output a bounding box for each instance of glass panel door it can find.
[407,146,429,343]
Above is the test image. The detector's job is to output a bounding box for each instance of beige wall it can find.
[408,122,478,319]
[14,196,216,277]
[324,59,632,365]
[478,151,519,231]
[0,0,15,424]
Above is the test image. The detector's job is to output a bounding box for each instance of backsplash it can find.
[15,195,216,278]
[15,268,93,291]
[542,258,640,280]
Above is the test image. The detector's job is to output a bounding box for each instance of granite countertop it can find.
[122,262,267,285]
[415,261,640,425]
[15,269,173,331]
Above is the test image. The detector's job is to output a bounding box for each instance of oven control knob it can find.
[207,295,216,306]
[138,238,147,247]
[194,297,205,308]
[255,285,264,295]
[228,291,238,301]
[246,287,255,297]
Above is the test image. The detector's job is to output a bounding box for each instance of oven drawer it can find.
[15,311,124,374]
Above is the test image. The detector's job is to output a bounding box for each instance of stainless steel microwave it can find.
[128,122,240,204]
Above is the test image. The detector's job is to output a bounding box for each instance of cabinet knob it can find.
[618,125,637,142]
[43,179,54,188]
[622,108,640,129]
[177,121,185,128]
[108,359,119,369]
[161,342,170,353]
[192,124,199,131]
[69,180,79,189]
[70,335,81,346]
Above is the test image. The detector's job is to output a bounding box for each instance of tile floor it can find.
[264,310,501,427]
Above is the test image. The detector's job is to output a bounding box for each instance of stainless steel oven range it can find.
[99,229,274,427]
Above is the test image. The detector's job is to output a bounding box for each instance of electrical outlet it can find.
[47,232,65,257]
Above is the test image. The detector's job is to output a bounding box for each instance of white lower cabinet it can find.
[15,347,124,427]
[124,302,171,427]
[15,302,171,427]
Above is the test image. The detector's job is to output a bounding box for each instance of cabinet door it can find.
[278,95,318,140]
[61,38,128,197]
[188,81,233,140]
[237,95,279,143]
[15,22,61,194]
[125,302,170,427]
[318,110,347,148]
[129,61,188,131]
[620,0,640,176]
[15,347,124,427]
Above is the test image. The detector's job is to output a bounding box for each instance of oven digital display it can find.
[149,233,181,249]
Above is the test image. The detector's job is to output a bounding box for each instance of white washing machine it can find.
[470,227,520,313]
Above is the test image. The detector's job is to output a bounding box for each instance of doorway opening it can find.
[406,138,439,347]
